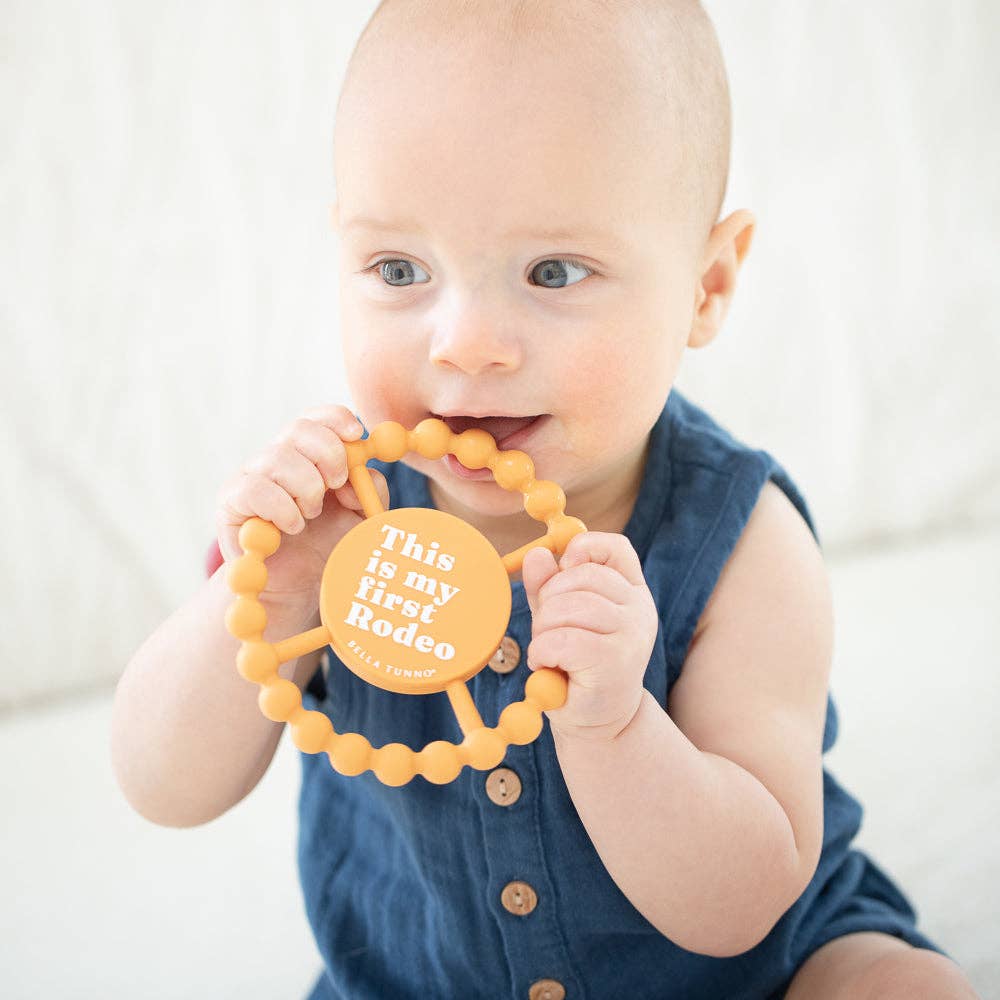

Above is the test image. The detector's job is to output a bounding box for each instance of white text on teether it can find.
[343,601,455,661]
[339,530,464,664]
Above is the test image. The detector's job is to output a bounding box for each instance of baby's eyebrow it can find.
[506,224,629,253]
[341,214,426,235]
[342,214,627,252]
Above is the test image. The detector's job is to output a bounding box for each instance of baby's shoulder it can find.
[642,391,823,675]
[692,478,829,641]
[662,390,818,541]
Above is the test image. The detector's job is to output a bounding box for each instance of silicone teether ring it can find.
[225,417,586,786]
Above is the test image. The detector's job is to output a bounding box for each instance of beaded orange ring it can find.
[224,416,587,786]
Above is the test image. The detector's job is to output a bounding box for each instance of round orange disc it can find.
[320,506,513,695]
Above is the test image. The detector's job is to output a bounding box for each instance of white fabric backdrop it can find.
[2,0,998,704]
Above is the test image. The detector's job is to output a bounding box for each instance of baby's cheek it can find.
[345,350,412,421]
[562,358,630,429]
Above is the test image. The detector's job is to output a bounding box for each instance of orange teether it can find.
[224,417,586,786]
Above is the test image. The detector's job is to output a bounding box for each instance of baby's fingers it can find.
[279,416,358,492]
[296,405,366,446]
[215,471,310,561]
[240,441,328,522]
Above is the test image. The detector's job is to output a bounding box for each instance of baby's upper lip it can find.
[432,410,540,419]
[430,412,544,438]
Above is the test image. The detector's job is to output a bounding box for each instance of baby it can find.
[111,1,981,998]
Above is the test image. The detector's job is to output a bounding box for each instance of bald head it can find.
[336,0,731,238]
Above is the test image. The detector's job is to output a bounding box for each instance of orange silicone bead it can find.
[290,708,334,754]
[369,421,409,462]
[226,553,268,594]
[492,449,535,491]
[328,732,372,776]
[548,515,588,551]
[238,518,281,558]
[452,428,497,471]
[525,668,569,711]
[419,740,464,784]
[374,743,417,787]
[462,727,507,770]
[225,597,267,640]
[498,700,543,744]
[411,418,453,459]
[258,677,301,721]
[236,642,279,683]
[524,480,567,520]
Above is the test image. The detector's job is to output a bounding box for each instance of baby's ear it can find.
[688,209,755,349]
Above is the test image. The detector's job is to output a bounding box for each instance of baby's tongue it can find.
[444,414,536,443]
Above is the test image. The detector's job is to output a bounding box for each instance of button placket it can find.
[478,621,582,999]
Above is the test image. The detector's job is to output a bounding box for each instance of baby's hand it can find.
[214,404,388,618]
[522,533,659,743]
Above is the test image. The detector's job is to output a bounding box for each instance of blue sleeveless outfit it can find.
[297,388,947,999]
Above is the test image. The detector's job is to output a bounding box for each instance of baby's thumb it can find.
[522,545,560,620]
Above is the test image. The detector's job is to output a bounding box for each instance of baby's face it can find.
[334,19,705,539]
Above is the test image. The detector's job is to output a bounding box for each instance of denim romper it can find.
[296,387,947,999]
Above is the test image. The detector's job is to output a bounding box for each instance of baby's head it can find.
[332,0,753,541]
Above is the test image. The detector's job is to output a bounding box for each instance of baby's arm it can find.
[110,568,323,828]
[551,480,831,957]
[111,404,384,828]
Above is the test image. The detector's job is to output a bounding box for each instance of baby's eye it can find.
[364,256,592,289]
[372,259,431,287]
[529,258,593,289]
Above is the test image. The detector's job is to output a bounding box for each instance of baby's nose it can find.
[428,312,523,374]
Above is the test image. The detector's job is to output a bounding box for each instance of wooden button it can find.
[485,767,522,806]
[488,635,520,674]
[529,981,566,1000]
[500,880,537,916]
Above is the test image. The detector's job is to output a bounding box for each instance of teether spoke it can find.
[446,680,486,735]
[501,537,555,576]
[273,625,333,664]
[347,457,386,519]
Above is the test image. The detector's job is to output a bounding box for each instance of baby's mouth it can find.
[433,414,542,445]
[428,414,549,478]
